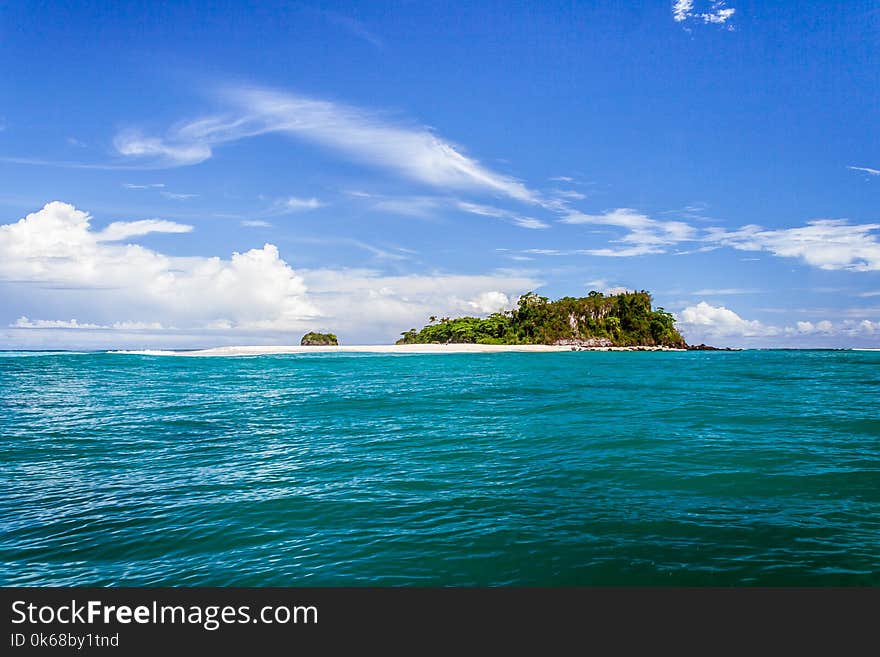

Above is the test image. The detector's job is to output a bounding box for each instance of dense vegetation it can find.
[396,290,686,347]
[300,332,339,346]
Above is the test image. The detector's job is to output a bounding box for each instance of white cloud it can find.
[551,189,587,200]
[14,317,106,329]
[160,191,199,200]
[673,0,736,26]
[298,269,539,342]
[455,201,549,229]
[561,208,697,256]
[467,291,511,314]
[706,219,880,271]
[241,220,272,228]
[97,219,193,242]
[1,202,541,346]
[114,131,212,166]
[272,196,324,213]
[510,217,550,230]
[115,86,541,205]
[585,279,634,295]
[0,202,318,331]
[673,0,695,22]
[795,320,834,334]
[13,317,165,330]
[787,319,880,338]
[678,301,777,337]
[848,166,880,176]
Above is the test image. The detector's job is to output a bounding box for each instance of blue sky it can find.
[1,0,878,348]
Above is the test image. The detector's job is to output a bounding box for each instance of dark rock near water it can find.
[686,343,738,351]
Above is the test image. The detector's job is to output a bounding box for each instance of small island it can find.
[397,290,689,350]
[300,331,339,346]
[123,290,732,356]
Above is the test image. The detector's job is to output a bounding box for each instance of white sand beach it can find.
[114,344,686,356]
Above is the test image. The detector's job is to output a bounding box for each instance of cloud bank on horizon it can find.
[3,200,879,349]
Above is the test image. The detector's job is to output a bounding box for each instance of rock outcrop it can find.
[551,338,614,348]
[300,332,339,346]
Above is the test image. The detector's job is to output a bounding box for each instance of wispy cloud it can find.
[369,195,443,218]
[269,196,325,214]
[550,189,587,201]
[123,183,165,189]
[114,130,212,166]
[114,86,542,205]
[561,208,697,256]
[705,220,880,271]
[456,201,549,229]
[241,220,272,228]
[160,191,199,200]
[848,165,880,176]
[673,0,695,22]
[323,11,383,49]
[97,219,193,242]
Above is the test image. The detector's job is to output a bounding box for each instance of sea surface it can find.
[1,350,878,586]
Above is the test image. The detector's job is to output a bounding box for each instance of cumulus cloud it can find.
[115,86,541,205]
[14,317,106,329]
[795,320,834,334]
[790,319,880,337]
[561,208,697,256]
[706,219,880,271]
[13,317,165,330]
[1,202,540,346]
[0,202,318,331]
[467,291,511,314]
[678,301,777,337]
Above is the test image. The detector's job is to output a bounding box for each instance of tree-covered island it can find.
[396,290,687,348]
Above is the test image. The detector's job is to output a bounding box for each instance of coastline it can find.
[112,344,688,357]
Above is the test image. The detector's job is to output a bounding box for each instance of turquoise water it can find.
[1,350,878,586]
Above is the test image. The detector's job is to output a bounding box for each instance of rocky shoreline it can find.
[552,338,736,352]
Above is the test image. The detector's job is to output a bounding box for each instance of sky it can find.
[0,0,878,349]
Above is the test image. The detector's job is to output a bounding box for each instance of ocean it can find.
[1,350,878,586]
